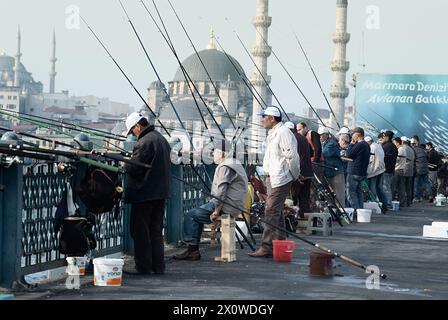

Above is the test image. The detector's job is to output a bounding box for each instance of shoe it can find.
[248,248,273,258]
[173,249,201,261]
[123,265,150,275]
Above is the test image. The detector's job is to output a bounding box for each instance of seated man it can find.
[174,139,248,261]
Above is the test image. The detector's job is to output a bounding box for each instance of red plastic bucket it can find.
[273,240,295,263]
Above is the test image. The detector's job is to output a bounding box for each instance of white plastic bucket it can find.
[93,258,124,287]
[340,208,355,222]
[66,257,88,276]
[435,196,445,207]
[357,209,372,223]
[391,201,400,211]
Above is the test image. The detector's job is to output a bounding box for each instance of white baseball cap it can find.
[258,106,281,118]
[125,112,145,136]
[338,127,351,135]
[364,136,373,143]
[285,122,295,130]
[318,127,330,135]
[401,136,409,142]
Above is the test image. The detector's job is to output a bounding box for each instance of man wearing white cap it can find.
[249,107,300,258]
[123,112,171,275]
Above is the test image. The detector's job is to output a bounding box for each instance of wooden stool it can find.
[214,214,236,263]
[305,213,332,236]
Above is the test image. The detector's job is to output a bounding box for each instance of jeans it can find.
[414,174,432,200]
[347,174,366,209]
[381,173,394,207]
[405,176,413,206]
[392,174,407,205]
[183,202,215,246]
[428,171,438,198]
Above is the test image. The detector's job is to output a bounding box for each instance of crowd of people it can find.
[121,107,448,271]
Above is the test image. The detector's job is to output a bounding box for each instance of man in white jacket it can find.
[249,107,300,258]
[365,136,386,202]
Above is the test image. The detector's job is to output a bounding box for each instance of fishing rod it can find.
[0,126,76,149]
[255,29,328,129]
[0,147,56,162]
[172,171,387,279]
[229,29,339,131]
[1,110,130,155]
[141,0,227,142]
[79,14,171,138]
[0,109,126,142]
[368,107,404,136]
[293,30,341,130]
[118,0,194,151]
[212,36,268,110]
[165,0,236,130]
[0,109,129,155]
[355,109,381,134]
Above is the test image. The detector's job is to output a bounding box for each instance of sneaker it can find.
[173,249,201,261]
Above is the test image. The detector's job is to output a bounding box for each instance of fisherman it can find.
[249,107,300,258]
[345,127,371,210]
[392,137,408,206]
[401,137,416,207]
[286,121,314,218]
[381,131,398,210]
[174,139,248,261]
[320,127,345,206]
[365,136,386,203]
[426,142,443,201]
[123,112,171,275]
[411,136,431,203]
[338,127,351,181]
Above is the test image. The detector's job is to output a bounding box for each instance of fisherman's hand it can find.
[210,211,220,223]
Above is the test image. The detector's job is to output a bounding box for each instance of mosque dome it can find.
[173,49,245,83]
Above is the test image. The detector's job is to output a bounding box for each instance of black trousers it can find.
[291,179,311,218]
[130,199,165,273]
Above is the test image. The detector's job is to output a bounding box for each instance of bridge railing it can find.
[0,160,214,288]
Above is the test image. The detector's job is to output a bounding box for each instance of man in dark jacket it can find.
[345,127,371,209]
[426,142,442,200]
[411,136,431,202]
[381,131,398,209]
[123,112,171,275]
[286,122,314,218]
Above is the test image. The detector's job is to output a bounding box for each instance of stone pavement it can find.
[12,203,448,300]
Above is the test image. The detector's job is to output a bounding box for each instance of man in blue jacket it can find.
[319,128,345,206]
[345,127,371,210]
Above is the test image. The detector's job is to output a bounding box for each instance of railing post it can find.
[165,165,184,246]
[0,164,24,288]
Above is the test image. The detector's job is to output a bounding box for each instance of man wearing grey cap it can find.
[249,107,300,258]
[174,139,248,261]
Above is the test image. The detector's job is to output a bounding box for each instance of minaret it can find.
[49,29,57,94]
[329,0,350,129]
[251,0,272,150]
[13,25,22,87]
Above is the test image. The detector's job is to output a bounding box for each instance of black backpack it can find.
[58,216,96,256]
[76,167,122,215]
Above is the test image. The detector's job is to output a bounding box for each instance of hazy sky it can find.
[1,0,447,116]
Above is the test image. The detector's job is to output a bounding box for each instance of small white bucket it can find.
[357,209,372,223]
[435,196,445,207]
[93,258,124,287]
[392,201,400,211]
[66,257,88,276]
[364,202,382,214]
[340,208,355,222]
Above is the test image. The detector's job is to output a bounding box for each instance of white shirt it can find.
[263,122,300,188]
[367,142,386,178]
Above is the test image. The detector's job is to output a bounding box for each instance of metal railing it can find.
[0,160,214,288]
